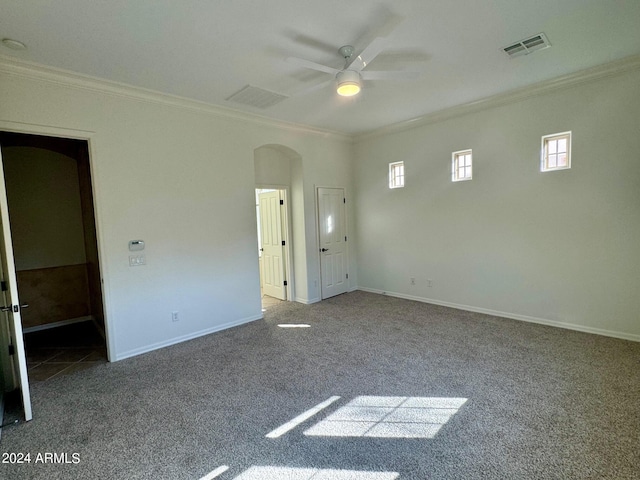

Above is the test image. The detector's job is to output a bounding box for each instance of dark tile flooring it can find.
[24,321,107,382]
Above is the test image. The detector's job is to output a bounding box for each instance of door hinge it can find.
[280,199,284,205]
[346,273,349,279]
[282,240,286,246]
[8,344,15,356]
[283,280,288,286]
[345,236,347,241]
[343,198,346,203]
[0,281,6,292]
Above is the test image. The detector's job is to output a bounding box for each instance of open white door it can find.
[259,190,287,300]
[317,187,348,299]
[0,147,32,421]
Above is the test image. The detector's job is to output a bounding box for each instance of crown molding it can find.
[355,54,640,143]
[3,53,639,145]
[0,54,351,142]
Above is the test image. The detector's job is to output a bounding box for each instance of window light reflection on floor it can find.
[277,324,311,328]
[266,396,341,438]
[233,466,399,480]
[198,465,229,480]
[303,396,467,439]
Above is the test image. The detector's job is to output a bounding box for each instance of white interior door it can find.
[317,187,348,299]
[0,274,16,395]
[0,147,32,421]
[259,190,286,300]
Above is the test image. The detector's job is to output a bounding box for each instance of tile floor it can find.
[261,294,284,310]
[24,321,107,382]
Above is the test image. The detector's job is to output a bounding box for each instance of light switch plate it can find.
[129,240,145,251]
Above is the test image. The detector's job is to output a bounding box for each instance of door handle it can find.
[0,304,28,312]
[321,248,330,252]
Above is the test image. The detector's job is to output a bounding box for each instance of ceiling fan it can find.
[286,36,422,97]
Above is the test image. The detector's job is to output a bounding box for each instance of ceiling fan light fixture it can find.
[336,70,362,97]
[337,82,361,97]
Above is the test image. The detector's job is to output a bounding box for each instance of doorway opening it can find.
[256,188,291,310]
[0,132,107,386]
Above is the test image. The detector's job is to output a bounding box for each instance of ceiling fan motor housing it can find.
[336,70,362,96]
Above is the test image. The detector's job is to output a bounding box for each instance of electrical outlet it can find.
[410,277,416,285]
[129,254,146,266]
[172,311,179,322]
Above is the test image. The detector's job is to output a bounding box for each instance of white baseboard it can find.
[356,287,640,343]
[113,314,264,362]
[295,296,321,305]
[23,315,93,334]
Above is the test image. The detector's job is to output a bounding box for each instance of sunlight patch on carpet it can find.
[199,465,229,480]
[265,396,341,438]
[233,466,399,480]
[303,396,467,439]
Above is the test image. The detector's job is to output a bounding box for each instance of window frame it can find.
[452,149,473,182]
[389,161,405,189]
[541,131,571,172]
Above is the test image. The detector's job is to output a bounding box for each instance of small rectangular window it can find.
[389,161,405,189]
[541,132,571,172]
[452,150,472,182]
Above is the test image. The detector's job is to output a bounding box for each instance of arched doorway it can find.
[254,145,303,308]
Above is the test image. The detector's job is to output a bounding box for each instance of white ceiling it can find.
[1,0,640,135]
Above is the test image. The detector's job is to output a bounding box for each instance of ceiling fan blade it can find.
[347,37,387,71]
[361,70,424,81]
[286,57,340,76]
[368,50,431,69]
[292,79,333,96]
[351,7,405,53]
[283,30,339,56]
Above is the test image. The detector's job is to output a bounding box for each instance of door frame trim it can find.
[0,120,114,362]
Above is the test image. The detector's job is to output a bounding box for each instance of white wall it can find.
[353,66,640,340]
[254,146,292,186]
[3,147,87,270]
[0,60,353,360]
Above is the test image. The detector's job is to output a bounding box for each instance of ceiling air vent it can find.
[225,85,288,109]
[503,33,551,58]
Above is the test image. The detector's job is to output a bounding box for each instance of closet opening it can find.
[0,131,107,386]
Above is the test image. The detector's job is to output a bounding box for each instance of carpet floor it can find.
[1,291,638,479]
